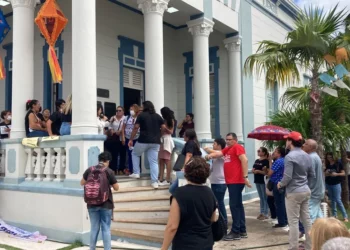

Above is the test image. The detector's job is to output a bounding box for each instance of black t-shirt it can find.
[172,185,217,250]
[179,121,195,138]
[325,162,344,186]
[253,159,269,184]
[135,111,164,144]
[49,111,63,135]
[181,140,202,157]
[83,165,117,210]
[0,121,11,139]
[61,112,72,123]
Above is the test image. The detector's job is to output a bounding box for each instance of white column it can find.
[187,17,214,139]
[138,0,169,113]
[9,0,37,138]
[70,0,98,135]
[224,36,243,141]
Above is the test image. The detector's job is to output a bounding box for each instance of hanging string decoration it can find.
[35,0,68,83]
[0,10,11,80]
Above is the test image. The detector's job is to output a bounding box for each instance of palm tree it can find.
[244,5,349,160]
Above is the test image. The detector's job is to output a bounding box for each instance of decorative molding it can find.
[187,17,214,37]
[137,0,169,16]
[7,149,16,174]
[224,36,242,52]
[10,0,39,9]
[68,147,80,175]
[88,146,100,167]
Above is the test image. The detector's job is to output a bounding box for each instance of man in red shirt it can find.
[205,132,251,241]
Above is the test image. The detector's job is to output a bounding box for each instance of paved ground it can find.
[214,200,289,250]
[0,200,290,250]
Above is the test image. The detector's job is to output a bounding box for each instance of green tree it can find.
[244,5,349,160]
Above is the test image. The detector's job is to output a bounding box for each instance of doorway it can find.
[124,88,141,116]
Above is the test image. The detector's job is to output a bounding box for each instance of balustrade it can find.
[0,147,5,177]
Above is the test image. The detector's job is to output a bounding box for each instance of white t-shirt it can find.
[124,116,140,140]
[209,157,225,184]
[109,116,125,132]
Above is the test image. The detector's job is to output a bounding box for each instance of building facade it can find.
[0,0,301,244]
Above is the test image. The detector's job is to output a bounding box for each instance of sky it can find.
[294,0,349,12]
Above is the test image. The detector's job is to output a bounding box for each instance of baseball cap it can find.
[284,131,303,141]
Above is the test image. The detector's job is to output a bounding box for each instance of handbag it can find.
[212,209,227,242]
[173,154,185,171]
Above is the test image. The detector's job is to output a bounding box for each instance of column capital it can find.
[137,0,169,16]
[224,36,242,52]
[187,17,214,37]
[10,0,39,9]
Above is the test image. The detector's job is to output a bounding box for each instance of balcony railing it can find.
[0,144,5,177]
[216,0,236,11]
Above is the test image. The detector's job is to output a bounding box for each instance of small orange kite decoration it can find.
[35,0,68,83]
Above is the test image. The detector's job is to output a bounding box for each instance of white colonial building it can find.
[0,0,301,246]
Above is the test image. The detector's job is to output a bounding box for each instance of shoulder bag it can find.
[212,208,227,241]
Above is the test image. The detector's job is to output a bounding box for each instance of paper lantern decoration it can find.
[0,10,11,80]
[35,0,68,83]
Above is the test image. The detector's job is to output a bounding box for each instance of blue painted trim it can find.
[250,0,293,31]
[190,13,204,20]
[7,149,16,173]
[273,84,279,111]
[125,57,135,65]
[117,36,145,105]
[108,0,187,30]
[0,181,83,196]
[183,47,220,138]
[88,146,100,167]
[43,35,64,110]
[63,179,82,188]
[3,43,12,110]
[224,0,229,5]
[226,32,239,38]
[69,147,80,174]
[4,12,12,18]
[3,220,89,245]
[3,177,25,184]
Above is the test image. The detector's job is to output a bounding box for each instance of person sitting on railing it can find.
[25,100,49,138]
[0,110,11,139]
[47,99,66,136]
[60,95,72,136]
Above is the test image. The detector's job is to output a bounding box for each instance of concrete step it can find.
[114,195,170,208]
[116,177,152,188]
[111,228,164,244]
[113,206,169,219]
[112,218,167,231]
[113,185,170,200]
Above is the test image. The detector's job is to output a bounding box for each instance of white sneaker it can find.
[299,234,306,242]
[159,180,170,186]
[151,182,159,189]
[129,173,140,179]
[269,219,278,225]
[282,225,290,232]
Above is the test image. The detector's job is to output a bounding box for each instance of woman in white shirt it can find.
[97,105,109,135]
[122,104,140,175]
[108,106,126,175]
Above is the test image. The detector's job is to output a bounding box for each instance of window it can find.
[8,60,12,71]
[303,75,311,86]
[123,67,143,90]
[266,88,275,122]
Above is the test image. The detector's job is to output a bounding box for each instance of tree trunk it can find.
[339,113,349,208]
[310,73,323,160]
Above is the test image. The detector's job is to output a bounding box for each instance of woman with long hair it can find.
[122,104,140,175]
[60,94,72,136]
[25,100,49,138]
[325,152,348,222]
[0,110,11,139]
[310,218,350,250]
[161,156,217,250]
[97,105,109,135]
[158,107,175,186]
[169,129,202,194]
[253,147,270,220]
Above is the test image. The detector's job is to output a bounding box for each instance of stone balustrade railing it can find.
[25,146,66,182]
[0,143,5,177]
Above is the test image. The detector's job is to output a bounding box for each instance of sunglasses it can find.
[116,110,123,112]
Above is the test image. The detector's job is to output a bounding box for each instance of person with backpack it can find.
[81,151,119,250]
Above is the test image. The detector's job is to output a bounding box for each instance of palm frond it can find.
[280,86,311,109]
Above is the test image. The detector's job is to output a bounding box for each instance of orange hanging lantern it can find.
[35,0,68,83]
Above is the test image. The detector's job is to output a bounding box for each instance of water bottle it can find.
[321,202,328,218]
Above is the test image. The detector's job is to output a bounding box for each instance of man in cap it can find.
[278,132,315,250]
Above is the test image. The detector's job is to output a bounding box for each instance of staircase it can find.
[111,176,171,247]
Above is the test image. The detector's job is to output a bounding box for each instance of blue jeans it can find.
[88,207,112,250]
[27,130,49,137]
[60,122,71,135]
[132,142,160,183]
[211,184,228,225]
[273,183,288,226]
[326,183,348,219]
[169,171,184,194]
[227,184,246,234]
[125,138,138,173]
[256,183,269,216]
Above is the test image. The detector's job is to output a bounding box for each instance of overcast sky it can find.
[294,0,349,12]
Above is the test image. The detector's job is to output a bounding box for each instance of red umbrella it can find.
[247,125,290,141]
